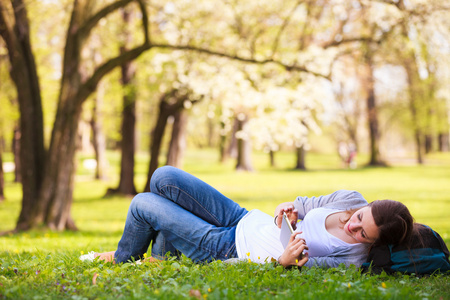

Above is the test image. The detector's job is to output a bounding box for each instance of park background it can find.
[0,0,449,299]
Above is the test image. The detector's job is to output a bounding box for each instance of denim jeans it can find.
[114,166,248,263]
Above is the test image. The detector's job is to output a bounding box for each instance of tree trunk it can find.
[295,146,306,170]
[437,101,449,152]
[410,102,424,164]
[219,121,228,162]
[403,54,424,164]
[423,94,433,154]
[207,117,214,148]
[435,96,449,152]
[0,0,46,231]
[235,114,254,171]
[0,140,4,201]
[116,91,137,194]
[166,109,188,168]
[31,0,95,230]
[414,131,424,164]
[363,55,385,166]
[36,98,83,230]
[145,104,170,192]
[91,80,108,180]
[12,126,21,183]
[438,133,449,152]
[144,89,188,192]
[269,150,275,167]
[225,117,239,161]
[115,67,138,194]
[109,7,138,195]
[424,134,433,154]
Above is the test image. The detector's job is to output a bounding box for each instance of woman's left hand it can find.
[275,203,298,230]
[278,232,309,268]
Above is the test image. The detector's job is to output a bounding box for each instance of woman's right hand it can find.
[277,232,309,268]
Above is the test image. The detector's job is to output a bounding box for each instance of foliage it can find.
[1,0,449,157]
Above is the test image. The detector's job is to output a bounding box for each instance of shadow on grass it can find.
[0,229,123,238]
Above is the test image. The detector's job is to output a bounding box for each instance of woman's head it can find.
[344,200,414,245]
[369,199,414,246]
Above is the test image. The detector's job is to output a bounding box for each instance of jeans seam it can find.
[158,184,223,227]
[224,242,236,259]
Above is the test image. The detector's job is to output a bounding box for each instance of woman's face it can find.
[344,206,379,244]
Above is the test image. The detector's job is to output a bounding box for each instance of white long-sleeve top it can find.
[235,190,369,268]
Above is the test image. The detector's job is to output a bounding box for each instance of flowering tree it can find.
[2,0,448,232]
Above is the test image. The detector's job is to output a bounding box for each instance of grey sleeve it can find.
[303,256,345,268]
[293,190,368,220]
[304,252,367,269]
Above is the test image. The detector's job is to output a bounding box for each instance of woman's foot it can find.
[95,251,116,263]
[143,256,162,263]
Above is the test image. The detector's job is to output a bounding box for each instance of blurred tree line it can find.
[0,0,449,231]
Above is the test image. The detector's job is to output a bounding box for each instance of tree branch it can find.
[371,0,400,7]
[271,0,304,57]
[77,0,151,45]
[135,0,150,45]
[322,37,374,49]
[76,43,150,105]
[324,0,448,51]
[74,0,151,104]
[151,42,330,79]
[78,0,134,40]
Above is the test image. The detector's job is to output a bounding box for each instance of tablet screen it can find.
[280,213,294,249]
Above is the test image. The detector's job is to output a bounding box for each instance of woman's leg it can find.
[151,232,180,260]
[150,166,248,227]
[114,192,238,263]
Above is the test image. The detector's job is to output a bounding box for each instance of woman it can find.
[82,166,414,269]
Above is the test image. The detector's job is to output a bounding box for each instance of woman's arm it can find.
[293,190,368,219]
[303,254,366,268]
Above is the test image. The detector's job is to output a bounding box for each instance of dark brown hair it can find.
[369,200,414,246]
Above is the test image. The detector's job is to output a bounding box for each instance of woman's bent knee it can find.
[129,193,150,213]
[150,166,179,193]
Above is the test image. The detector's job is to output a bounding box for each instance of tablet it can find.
[280,212,294,249]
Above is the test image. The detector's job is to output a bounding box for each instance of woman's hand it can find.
[275,203,298,230]
[278,232,309,268]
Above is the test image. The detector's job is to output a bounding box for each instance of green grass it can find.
[1,149,449,299]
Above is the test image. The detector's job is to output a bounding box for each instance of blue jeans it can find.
[114,166,249,263]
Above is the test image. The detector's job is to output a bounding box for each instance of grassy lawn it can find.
[0,149,449,299]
